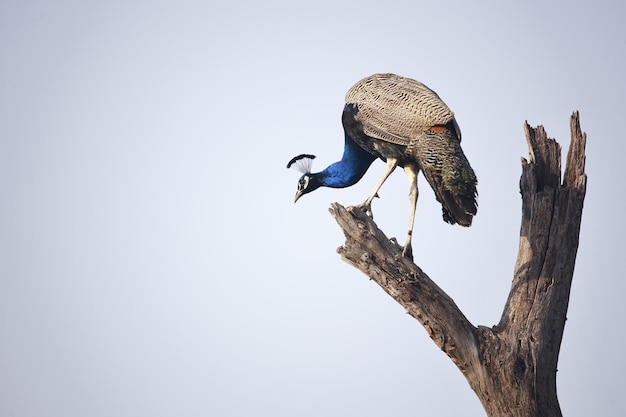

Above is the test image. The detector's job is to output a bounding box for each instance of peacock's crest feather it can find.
[287,154,316,174]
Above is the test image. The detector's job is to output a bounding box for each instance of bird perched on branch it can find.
[288,73,477,259]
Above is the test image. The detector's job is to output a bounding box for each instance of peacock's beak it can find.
[294,190,303,203]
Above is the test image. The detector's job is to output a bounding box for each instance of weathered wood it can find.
[329,112,587,417]
[329,203,480,375]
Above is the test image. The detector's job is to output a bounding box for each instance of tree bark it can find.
[329,112,587,417]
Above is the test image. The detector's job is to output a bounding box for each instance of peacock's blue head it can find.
[294,173,323,202]
[287,154,320,203]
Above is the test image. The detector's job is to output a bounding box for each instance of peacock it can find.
[288,73,477,259]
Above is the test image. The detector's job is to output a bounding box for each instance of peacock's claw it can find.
[402,242,414,261]
[356,202,374,218]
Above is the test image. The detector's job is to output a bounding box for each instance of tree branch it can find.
[329,202,480,376]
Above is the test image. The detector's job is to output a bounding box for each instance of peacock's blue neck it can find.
[317,134,377,188]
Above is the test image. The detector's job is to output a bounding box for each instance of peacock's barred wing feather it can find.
[345,73,458,145]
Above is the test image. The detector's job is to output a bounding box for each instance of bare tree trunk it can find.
[329,112,587,417]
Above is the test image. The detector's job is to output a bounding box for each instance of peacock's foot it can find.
[355,202,374,218]
[401,241,413,261]
[390,237,414,260]
[354,193,380,218]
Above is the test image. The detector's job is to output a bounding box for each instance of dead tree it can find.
[329,112,587,417]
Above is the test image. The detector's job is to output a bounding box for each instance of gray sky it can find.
[1,1,623,416]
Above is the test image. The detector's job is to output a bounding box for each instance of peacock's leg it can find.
[402,165,419,260]
[357,158,398,218]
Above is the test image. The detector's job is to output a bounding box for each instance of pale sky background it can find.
[1,1,624,416]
